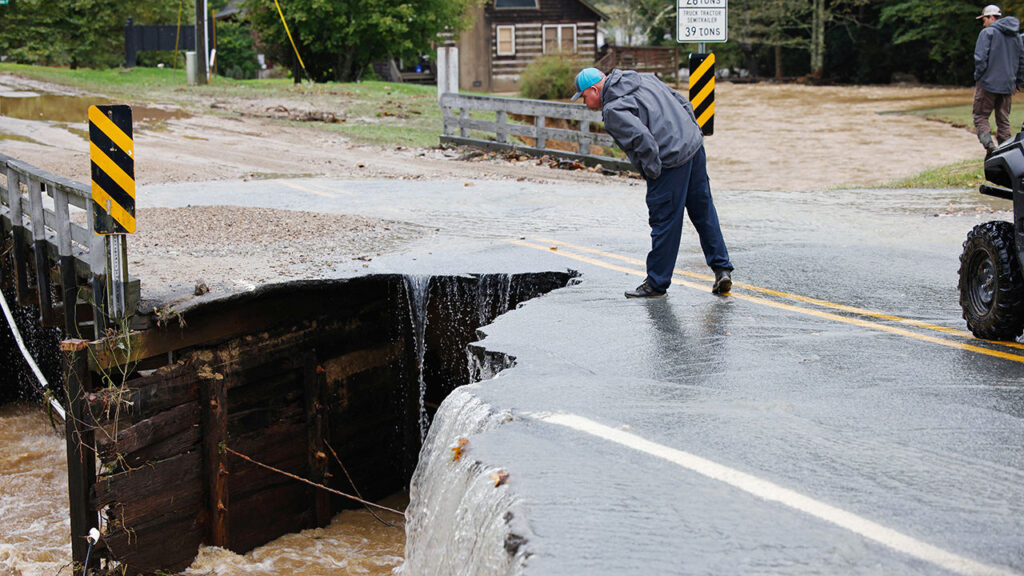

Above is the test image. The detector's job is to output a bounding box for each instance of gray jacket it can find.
[974,16,1024,94]
[600,70,702,180]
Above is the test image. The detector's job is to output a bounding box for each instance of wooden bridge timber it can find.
[1,152,143,569]
[1,157,573,575]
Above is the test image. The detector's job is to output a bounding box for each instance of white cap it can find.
[978,4,1001,19]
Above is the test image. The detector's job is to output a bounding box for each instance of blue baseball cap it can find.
[571,67,604,101]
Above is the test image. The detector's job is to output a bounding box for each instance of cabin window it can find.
[543,24,576,54]
[496,26,516,56]
[494,0,538,8]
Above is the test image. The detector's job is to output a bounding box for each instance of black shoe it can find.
[625,280,666,299]
[712,269,732,294]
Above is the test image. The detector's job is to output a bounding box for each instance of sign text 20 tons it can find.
[677,0,727,43]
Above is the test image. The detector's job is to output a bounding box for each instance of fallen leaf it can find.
[490,470,509,486]
[451,437,469,461]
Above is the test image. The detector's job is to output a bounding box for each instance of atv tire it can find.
[959,220,1024,340]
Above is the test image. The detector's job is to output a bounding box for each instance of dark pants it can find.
[644,146,732,292]
[973,85,1013,146]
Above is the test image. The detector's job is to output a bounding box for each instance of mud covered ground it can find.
[0,74,993,308]
[0,74,987,191]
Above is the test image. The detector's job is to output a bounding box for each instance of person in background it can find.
[973,4,1024,153]
[571,67,733,299]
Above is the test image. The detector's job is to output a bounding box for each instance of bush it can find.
[215,21,259,80]
[518,55,589,101]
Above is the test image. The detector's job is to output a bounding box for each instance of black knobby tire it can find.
[958,220,1024,340]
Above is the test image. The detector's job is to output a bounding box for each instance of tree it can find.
[729,0,809,79]
[242,0,480,82]
[809,0,869,78]
[593,0,676,46]
[879,0,980,85]
[0,0,183,68]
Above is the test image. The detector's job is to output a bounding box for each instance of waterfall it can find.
[476,274,513,325]
[403,275,432,442]
[400,387,531,576]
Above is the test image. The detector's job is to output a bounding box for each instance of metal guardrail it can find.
[0,152,133,339]
[439,93,634,171]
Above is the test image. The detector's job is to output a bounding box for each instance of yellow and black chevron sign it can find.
[688,53,715,136]
[89,105,135,234]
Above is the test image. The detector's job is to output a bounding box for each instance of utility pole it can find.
[194,0,208,85]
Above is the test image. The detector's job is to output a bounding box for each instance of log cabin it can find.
[458,0,607,93]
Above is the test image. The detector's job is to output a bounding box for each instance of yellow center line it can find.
[534,237,1024,351]
[511,238,1024,365]
[303,181,355,196]
[278,180,339,199]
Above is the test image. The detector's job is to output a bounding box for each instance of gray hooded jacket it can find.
[600,70,702,180]
[975,16,1024,94]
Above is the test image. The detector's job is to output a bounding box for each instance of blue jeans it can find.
[644,146,732,292]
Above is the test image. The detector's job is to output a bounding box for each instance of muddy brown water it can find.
[0,403,406,576]
[0,94,189,124]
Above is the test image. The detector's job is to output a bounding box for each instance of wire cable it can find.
[225,446,404,516]
[325,439,396,528]
[0,287,67,420]
[272,0,309,81]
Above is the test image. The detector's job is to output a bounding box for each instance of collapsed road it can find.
[113,176,1023,575]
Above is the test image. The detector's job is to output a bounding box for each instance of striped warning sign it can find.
[688,53,715,136]
[89,105,135,234]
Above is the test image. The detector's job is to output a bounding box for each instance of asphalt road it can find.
[142,176,1024,575]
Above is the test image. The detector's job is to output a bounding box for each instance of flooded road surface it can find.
[0,403,70,576]
[0,402,406,576]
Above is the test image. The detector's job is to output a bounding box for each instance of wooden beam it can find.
[87,291,327,371]
[201,374,229,547]
[303,350,331,527]
[62,339,99,570]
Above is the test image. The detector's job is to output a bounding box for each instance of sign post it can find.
[678,0,726,136]
[88,105,135,323]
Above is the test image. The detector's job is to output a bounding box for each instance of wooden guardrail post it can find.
[459,107,470,138]
[5,167,30,305]
[62,338,99,571]
[53,186,80,337]
[201,373,229,547]
[496,110,508,144]
[27,177,55,326]
[579,119,591,155]
[303,351,331,527]
[86,203,108,338]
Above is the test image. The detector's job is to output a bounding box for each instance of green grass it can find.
[887,159,985,189]
[897,103,1024,133]
[887,102,1010,189]
[0,63,445,148]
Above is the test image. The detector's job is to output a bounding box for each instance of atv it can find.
[959,132,1024,340]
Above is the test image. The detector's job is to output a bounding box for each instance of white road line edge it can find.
[530,412,1016,576]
